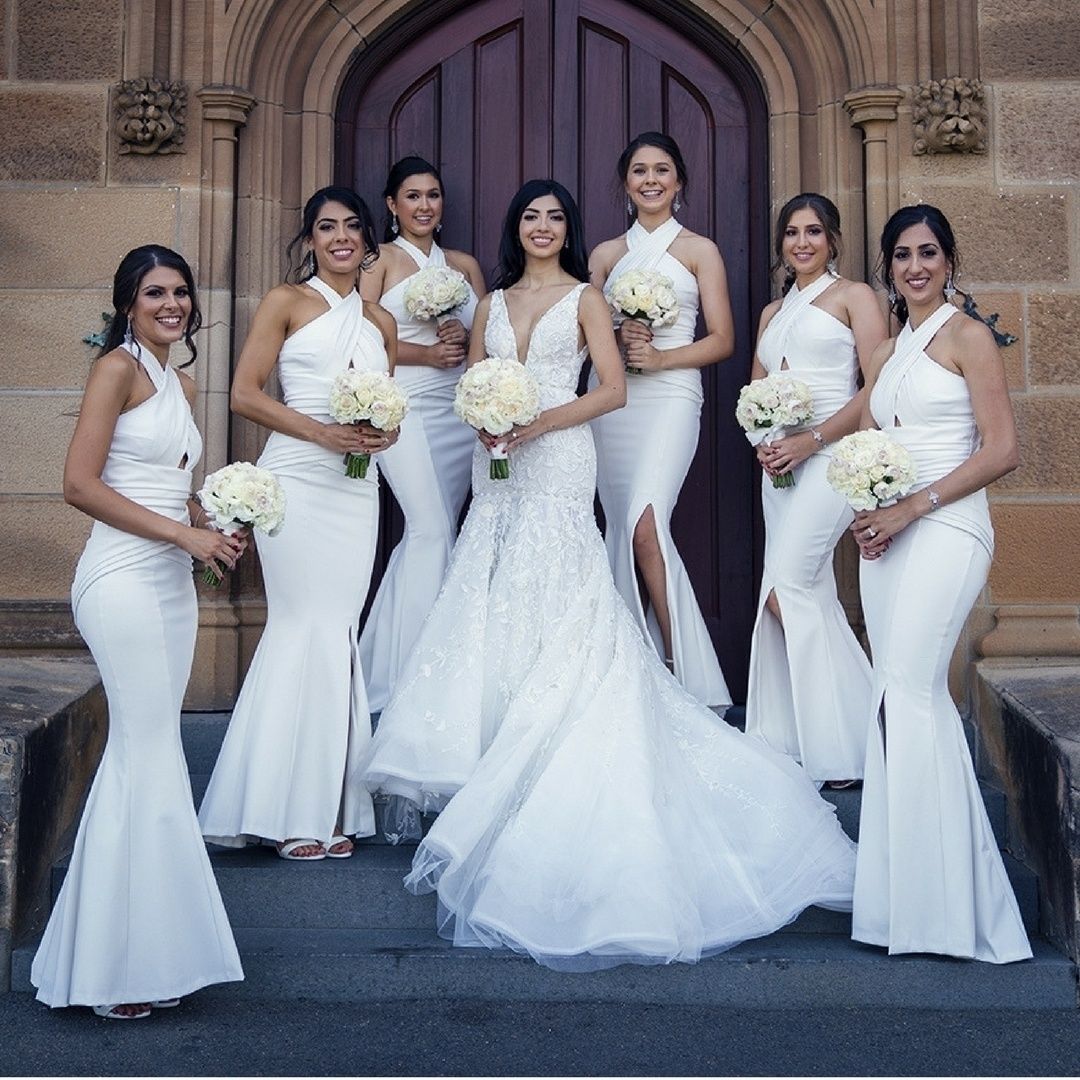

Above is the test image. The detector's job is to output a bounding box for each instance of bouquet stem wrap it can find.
[489,441,510,481]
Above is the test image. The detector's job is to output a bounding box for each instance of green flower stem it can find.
[344,452,370,479]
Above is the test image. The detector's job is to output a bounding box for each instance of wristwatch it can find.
[926,488,941,512]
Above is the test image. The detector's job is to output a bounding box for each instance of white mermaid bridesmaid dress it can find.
[360,284,855,971]
[31,343,243,1007]
[590,217,730,709]
[853,302,1031,963]
[198,277,387,847]
[744,273,874,782]
[358,238,478,712]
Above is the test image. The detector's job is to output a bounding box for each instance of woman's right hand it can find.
[426,339,466,369]
[179,525,246,575]
[311,421,388,455]
[617,318,653,350]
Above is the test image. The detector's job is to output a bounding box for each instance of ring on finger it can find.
[867,528,877,538]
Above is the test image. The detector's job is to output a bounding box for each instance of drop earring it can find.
[391,213,399,235]
[303,250,316,278]
[673,192,682,214]
[625,194,633,216]
[944,271,956,300]
[887,282,897,305]
[827,255,838,275]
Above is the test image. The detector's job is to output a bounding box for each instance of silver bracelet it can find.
[810,428,827,448]
[926,488,941,512]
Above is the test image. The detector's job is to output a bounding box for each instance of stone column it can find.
[188,85,257,710]
[843,88,906,281]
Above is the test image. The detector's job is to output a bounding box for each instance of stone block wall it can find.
[897,0,1080,675]
[0,0,195,649]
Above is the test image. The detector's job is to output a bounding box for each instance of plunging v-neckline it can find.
[499,285,582,364]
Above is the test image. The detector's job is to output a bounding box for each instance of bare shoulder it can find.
[948,308,999,361]
[176,368,197,405]
[869,335,897,369]
[445,249,481,276]
[835,278,877,304]
[91,346,140,384]
[363,299,396,338]
[590,235,626,268]
[579,282,611,315]
[758,297,783,329]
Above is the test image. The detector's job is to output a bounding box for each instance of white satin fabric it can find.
[199,277,387,846]
[590,218,730,708]
[32,344,243,1007]
[744,275,873,781]
[853,303,1031,963]
[359,284,855,971]
[358,238,479,711]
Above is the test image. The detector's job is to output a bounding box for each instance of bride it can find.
[359,179,856,971]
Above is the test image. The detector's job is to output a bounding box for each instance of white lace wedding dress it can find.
[359,283,855,971]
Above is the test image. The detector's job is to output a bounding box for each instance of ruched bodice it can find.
[602,217,701,400]
[275,276,387,414]
[379,238,478,395]
[73,344,202,611]
[870,303,991,554]
[758,275,859,429]
[259,276,388,475]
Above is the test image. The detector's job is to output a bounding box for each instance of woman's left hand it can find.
[851,499,918,560]
[624,338,665,372]
[759,432,818,479]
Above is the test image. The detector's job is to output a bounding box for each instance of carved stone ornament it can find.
[912,77,987,155]
[114,78,187,155]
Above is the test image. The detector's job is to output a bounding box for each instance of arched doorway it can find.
[335,0,769,699]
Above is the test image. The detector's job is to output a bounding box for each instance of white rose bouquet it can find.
[196,462,286,586]
[328,368,409,479]
[735,374,815,488]
[453,357,541,480]
[826,429,918,512]
[606,268,679,374]
[403,266,471,322]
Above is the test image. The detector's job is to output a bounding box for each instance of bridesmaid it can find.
[33,246,244,1018]
[588,132,734,709]
[198,187,398,861]
[851,204,1031,962]
[357,157,484,712]
[744,194,886,786]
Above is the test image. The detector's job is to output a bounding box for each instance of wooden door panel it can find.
[338,0,767,700]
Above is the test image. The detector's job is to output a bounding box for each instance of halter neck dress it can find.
[199,276,389,848]
[853,303,1031,963]
[32,343,243,1007]
[590,217,730,709]
[358,237,479,712]
[743,273,874,782]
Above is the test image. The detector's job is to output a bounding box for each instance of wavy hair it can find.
[491,179,589,289]
[772,193,843,295]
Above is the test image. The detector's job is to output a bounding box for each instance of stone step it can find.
[181,714,1010,849]
[49,843,1040,934]
[11,927,1073,1008]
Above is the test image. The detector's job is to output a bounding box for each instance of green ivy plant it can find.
[82,313,112,349]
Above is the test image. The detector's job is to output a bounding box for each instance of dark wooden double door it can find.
[337,0,767,699]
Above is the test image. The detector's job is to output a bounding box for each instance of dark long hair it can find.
[877,203,960,325]
[285,186,379,283]
[491,179,589,289]
[616,131,690,204]
[98,245,201,367]
[382,156,445,242]
[773,193,843,294]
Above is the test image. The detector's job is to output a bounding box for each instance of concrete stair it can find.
[10,711,1078,1007]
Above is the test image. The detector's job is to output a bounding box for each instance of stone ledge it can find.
[0,655,105,990]
[975,660,1080,962]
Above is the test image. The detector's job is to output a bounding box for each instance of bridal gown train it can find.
[360,283,855,971]
[744,273,874,782]
[358,237,478,711]
[199,277,387,847]
[852,302,1031,963]
[32,342,243,1007]
[590,218,731,708]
